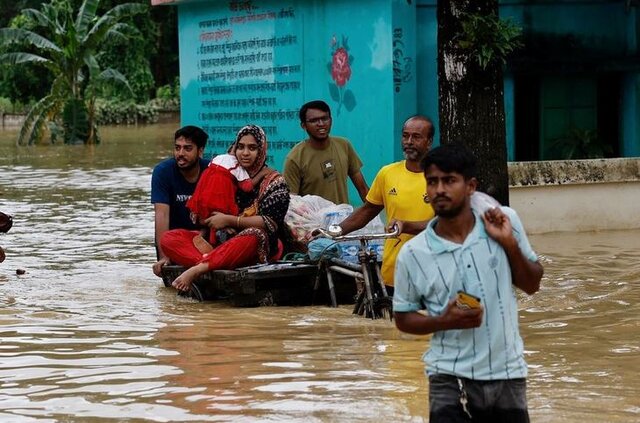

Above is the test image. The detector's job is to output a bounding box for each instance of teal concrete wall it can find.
[501,1,630,54]
[169,0,640,170]
[176,0,417,203]
[622,73,640,157]
[416,0,640,159]
[415,1,439,146]
[504,75,515,161]
[500,2,639,159]
[392,1,418,159]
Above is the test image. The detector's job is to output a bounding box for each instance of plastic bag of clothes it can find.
[285,195,353,242]
[306,238,342,262]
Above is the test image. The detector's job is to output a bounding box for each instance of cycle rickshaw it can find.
[314,225,400,320]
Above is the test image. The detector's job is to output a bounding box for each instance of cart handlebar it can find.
[314,225,400,242]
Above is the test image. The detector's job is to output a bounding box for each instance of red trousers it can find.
[161,229,259,270]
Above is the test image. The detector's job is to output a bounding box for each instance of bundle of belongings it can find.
[285,195,384,263]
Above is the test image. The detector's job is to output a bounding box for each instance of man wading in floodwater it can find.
[393,144,543,422]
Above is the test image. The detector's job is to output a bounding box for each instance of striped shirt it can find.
[393,207,538,380]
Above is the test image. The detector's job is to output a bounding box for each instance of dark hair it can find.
[421,143,477,179]
[299,100,331,123]
[174,125,208,149]
[405,115,435,140]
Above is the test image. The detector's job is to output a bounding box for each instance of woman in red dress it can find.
[187,151,268,246]
[159,125,290,292]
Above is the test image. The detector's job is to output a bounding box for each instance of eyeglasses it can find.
[306,116,331,125]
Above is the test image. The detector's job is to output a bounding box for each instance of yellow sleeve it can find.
[365,167,386,206]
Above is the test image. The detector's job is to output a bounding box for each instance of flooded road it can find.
[0,124,638,422]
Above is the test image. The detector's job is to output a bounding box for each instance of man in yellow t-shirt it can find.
[336,116,435,293]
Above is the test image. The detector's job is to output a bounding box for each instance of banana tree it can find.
[0,0,147,145]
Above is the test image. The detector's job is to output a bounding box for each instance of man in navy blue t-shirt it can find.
[151,125,209,276]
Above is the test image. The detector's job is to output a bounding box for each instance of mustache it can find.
[433,195,450,202]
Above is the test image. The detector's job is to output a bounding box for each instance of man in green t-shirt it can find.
[283,100,368,205]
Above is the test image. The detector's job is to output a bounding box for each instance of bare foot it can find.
[171,263,208,292]
[193,234,213,254]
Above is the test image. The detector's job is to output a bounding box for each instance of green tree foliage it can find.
[95,0,155,102]
[0,5,54,109]
[0,0,147,145]
[0,0,179,111]
[94,0,179,101]
[455,12,522,70]
[0,1,44,27]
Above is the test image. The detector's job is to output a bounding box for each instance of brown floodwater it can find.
[0,124,638,422]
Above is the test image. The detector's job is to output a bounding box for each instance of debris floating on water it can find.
[0,212,12,233]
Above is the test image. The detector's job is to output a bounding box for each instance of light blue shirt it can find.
[393,207,538,380]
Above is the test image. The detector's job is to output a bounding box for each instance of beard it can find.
[433,198,465,218]
[403,148,419,161]
[403,147,429,163]
[176,156,198,170]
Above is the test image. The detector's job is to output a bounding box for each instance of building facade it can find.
[153,0,640,212]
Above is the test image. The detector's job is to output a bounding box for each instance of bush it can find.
[94,99,160,125]
[148,96,180,111]
[0,97,12,113]
[0,97,32,114]
[152,78,180,111]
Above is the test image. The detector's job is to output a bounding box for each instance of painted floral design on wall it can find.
[328,34,356,115]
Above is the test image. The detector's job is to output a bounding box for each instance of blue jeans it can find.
[428,374,530,423]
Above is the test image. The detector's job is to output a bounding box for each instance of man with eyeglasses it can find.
[283,100,369,205]
[332,116,436,293]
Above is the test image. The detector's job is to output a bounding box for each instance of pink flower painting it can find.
[331,47,351,86]
[328,35,356,115]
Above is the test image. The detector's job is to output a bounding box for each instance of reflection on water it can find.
[0,126,639,422]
